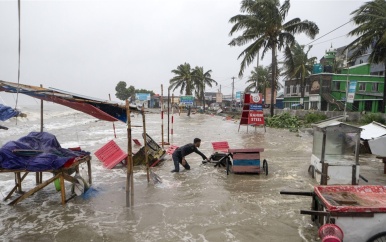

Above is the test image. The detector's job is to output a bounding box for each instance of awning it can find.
[0,80,138,123]
[360,122,386,140]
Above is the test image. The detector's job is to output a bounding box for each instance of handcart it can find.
[308,118,366,185]
[206,141,268,175]
[281,185,386,242]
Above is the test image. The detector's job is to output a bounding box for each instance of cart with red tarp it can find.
[281,185,386,242]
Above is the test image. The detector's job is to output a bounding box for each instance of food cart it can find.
[308,118,362,185]
[281,185,386,242]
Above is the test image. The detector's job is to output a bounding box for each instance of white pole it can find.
[344,48,349,121]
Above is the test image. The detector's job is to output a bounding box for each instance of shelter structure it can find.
[309,116,362,185]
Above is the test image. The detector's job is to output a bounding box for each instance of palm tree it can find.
[229,0,319,116]
[282,42,317,98]
[346,0,386,112]
[192,66,218,112]
[245,65,269,93]
[169,63,193,95]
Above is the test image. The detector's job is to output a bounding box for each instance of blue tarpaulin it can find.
[0,104,20,121]
[0,132,90,171]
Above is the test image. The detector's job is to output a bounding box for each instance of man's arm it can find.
[194,148,207,160]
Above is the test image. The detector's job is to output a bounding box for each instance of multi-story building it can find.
[283,46,385,113]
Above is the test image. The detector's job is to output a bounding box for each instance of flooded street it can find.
[1,105,384,241]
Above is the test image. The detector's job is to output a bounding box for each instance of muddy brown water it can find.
[1,105,385,242]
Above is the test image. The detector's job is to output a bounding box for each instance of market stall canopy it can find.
[360,122,386,157]
[0,80,138,123]
[360,122,386,140]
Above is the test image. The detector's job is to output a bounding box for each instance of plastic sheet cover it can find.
[0,132,89,171]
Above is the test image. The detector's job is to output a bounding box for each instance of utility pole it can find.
[232,77,235,102]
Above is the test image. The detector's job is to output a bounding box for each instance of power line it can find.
[306,20,352,46]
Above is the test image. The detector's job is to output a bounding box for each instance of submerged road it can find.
[0,107,385,242]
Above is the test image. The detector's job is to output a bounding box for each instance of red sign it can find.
[248,111,264,125]
[250,93,263,104]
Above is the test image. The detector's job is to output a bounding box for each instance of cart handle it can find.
[280,191,314,196]
[300,210,330,216]
[359,174,368,183]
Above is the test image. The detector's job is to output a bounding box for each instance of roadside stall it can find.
[308,118,363,185]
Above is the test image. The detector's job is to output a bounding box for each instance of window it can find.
[358,82,366,91]
[332,81,341,91]
[292,85,297,93]
[286,85,290,95]
[305,85,309,93]
[372,83,380,92]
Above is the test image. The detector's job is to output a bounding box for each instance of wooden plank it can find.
[9,173,61,205]
[60,173,66,205]
[229,148,264,153]
[4,172,29,201]
[233,153,260,160]
[232,166,260,173]
[233,159,260,166]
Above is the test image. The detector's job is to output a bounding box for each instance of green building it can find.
[283,47,385,113]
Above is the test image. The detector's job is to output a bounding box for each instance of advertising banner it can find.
[250,93,263,104]
[180,96,194,106]
[235,91,243,102]
[347,80,357,103]
[265,88,277,104]
[135,93,151,101]
[216,93,223,103]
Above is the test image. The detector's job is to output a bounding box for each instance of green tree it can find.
[169,63,194,95]
[229,0,319,116]
[346,0,386,112]
[115,81,135,101]
[245,65,270,93]
[282,42,316,98]
[192,66,218,111]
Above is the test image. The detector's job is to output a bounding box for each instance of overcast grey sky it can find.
[0,0,367,105]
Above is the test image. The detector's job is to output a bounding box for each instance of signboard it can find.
[235,91,243,102]
[347,80,357,103]
[265,88,277,104]
[180,95,194,106]
[250,104,263,111]
[216,92,223,103]
[135,93,151,101]
[239,93,265,129]
[309,95,320,102]
[248,111,265,125]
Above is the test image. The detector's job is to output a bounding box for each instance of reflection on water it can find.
[0,105,319,241]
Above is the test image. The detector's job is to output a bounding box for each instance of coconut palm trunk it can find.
[270,44,277,117]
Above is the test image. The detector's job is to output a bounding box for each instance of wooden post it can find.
[109,94,117,138]
[167,88,170,144]
[161,84,164,148]
[320,131,327,185]
[37,84,44,184]
[126,100,134,207]
[142,105,150,182]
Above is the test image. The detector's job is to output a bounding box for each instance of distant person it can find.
[171,138,208,172]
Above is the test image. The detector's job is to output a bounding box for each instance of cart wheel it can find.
[263,159,268,175]
[367,231,386,242]
[308,165,315,179]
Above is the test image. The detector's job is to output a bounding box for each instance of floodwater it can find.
[0,104,384,242]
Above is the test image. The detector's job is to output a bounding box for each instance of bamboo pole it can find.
[142,105,149,182]
[37,84,44,184]
[161,84,164,148]
[109,94,117,138]
[167,88,170,143]
[126,99,134,207]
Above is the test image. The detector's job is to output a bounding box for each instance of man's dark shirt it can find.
[174,143,207,160]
